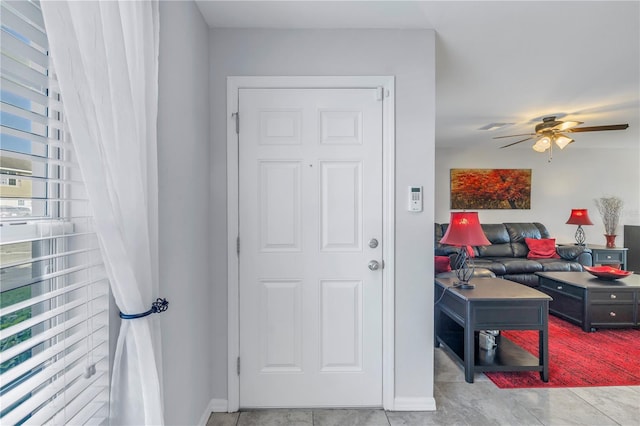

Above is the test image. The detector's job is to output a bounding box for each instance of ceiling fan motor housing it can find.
[535,116,562,133]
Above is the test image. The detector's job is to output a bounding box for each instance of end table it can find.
[587,244,628,270]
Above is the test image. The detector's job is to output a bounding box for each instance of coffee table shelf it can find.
[437,323,542,373]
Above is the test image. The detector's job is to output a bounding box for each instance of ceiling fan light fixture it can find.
[554,134,573,149]
[532,137,550,152]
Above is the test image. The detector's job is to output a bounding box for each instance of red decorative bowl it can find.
[584,266,633,280]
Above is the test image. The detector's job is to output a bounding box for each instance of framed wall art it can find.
[450,168,531,209]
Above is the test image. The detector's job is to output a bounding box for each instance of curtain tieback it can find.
[119,298,169,319]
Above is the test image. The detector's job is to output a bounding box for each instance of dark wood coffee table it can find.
[537,271,640,332]
[434,276,551,383]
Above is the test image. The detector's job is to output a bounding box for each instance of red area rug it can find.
[485,315,640,388]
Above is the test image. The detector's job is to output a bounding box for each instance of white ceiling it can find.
[195,1,640,149]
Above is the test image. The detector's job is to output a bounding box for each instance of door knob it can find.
[368,260,380,271]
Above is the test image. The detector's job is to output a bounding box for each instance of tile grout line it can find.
[567,388,624,426]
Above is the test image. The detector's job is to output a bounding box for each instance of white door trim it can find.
[227,76,395,412]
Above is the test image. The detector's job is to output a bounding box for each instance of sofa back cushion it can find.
[505,223,551,257]
[476,224,513,257]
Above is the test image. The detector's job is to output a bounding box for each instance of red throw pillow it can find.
[435,256,452,273]
[525,238,560,259]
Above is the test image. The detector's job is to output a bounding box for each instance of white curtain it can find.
[40,1,163,424]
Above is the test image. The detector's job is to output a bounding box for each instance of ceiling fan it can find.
[494,116,629,154]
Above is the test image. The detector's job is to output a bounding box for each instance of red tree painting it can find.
[450,169,531,209]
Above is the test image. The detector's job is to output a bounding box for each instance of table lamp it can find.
[566,209,593,246]
[439,211,491,289]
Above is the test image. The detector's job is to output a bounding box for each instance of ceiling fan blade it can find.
[549,120,583,131]
[567,124,629,133]
[492,133,536,139]
[499,137,534,148]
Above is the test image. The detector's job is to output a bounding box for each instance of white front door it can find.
[238,88,383,407]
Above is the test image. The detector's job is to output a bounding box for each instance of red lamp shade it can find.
[566,209,593,226]
[440,212,491,247]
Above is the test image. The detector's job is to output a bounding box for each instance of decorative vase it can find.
[605,234,617,248]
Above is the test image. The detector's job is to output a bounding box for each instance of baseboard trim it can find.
[198,399,229,425]
[392,397,437,411]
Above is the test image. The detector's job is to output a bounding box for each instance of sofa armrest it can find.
[557,245,593,266]
[576,250,593,267]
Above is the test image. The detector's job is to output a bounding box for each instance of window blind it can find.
[1,1,110,425]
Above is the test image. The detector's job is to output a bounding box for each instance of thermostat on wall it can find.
[408,186,423,212]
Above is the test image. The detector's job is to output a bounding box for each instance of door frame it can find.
[227,76,395,411]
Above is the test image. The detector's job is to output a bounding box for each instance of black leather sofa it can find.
[435,222,593,287]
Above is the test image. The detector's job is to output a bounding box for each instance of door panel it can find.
[320,161,362,251]
[320,279,363,372]
[239,88,382,407]
[259,161,301,252]
[259,280,302,372]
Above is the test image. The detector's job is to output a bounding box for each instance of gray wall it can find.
[158,2,212,424]
[210,29,437,403]
[435,146,640,245]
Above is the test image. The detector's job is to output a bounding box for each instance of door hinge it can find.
[237,356,240,375]
[232,112,239,134]
[236,236,240,255]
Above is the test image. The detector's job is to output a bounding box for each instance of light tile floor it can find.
[206,348,640,426]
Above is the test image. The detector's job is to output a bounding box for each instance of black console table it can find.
[434,277,551,383]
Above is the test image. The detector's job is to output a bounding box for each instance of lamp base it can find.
[456,281,475,290]
[451,249,476,290]
[574,225,586,246]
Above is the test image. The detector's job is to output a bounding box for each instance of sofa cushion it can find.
[503,274,540,287]
[471,258,507,275]
[525,238,560,259]
[474,224,510,257]
[477,243,513,257]
[482,224,511,244]
[490,257,544,274]
[537,258,584,272]
[435,256,451,273]
[505,223,546,242]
